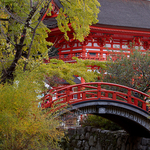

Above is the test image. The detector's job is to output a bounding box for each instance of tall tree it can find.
[0,0,100,83]
[100,50,150,94]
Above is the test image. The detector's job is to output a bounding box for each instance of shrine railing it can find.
[44,54,106,63]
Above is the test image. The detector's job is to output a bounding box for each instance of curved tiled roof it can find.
[43,0,150,30]
[97,0,150,30]
[43,17,57,28]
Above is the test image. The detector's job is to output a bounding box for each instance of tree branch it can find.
[0,18,9,21]
[4,7,25,24]
[1,5,40,83]
[143,84,150,93]
[30,0,33,8]
[0,60,7,75]
[23,0,52,71]
[0,21,15,46]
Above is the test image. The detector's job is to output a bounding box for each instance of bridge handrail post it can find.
[97,83,101,98]
[142,102,146,111]
[105,92,108,97]
[66,88,71,103]
[127,90,132,104]
[82,92,86,100]
[70,87,73,99]
[49,96,52,107]
[113,92,116,100]
[77,86,81,99]
[134,98,138,106]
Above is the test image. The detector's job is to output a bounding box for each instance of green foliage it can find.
[80,115,122,131]
[57,0,101,41]
[0,72,64,150]
[0,55,106,150]
[0,0,100,83]
[100,50,150,93]
[34,58,106,86]
[0,0,53,82]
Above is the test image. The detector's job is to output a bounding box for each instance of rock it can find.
[84,141,89,150]
[126,144,130,150]
[60,126,150,150]
[82,140,85,147]
[68,128,76,135]
[140,146,147,150]
[91,128,97,133]
[120,143,126,150]
[84,126,92,132]
[85,132,90,140]
[107,144,113,150]
[116,137,122,148]
[90,146,97,150]
[96,138,102,150]
[147,147,150,150]
[147,139,150,145]
[77,140,82,148]
[74,148,80,150]
[77,127,85,135]
[80,134,84,140]
[75,134,79,140]
[93,135,97,143]
[141,138,147,146]
[89,136,94,146]
[71,139,77,147]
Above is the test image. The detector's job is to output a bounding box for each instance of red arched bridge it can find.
[42,82,150,138]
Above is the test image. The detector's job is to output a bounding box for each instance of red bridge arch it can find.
[42,82,150,137]
[42,82,150,112]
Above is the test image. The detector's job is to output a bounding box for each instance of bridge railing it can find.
[42,82,150,112]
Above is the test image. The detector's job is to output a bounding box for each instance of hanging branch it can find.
[23,0,52,71]
[1,3,40,83]
[0,60,7,75]
[0,21,15,46]
[4,7,25,24]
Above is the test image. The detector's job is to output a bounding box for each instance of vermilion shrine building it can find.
[42,0,150,124]
[43,0,150,64]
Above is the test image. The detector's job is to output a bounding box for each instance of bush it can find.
[80,115,122,131]
[0,73,64,150]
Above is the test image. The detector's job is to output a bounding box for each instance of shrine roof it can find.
[54,0,63,8]
[97,0,150,30]
[60,75,81,85]
[43,0,150,30]
[43,17,57,29]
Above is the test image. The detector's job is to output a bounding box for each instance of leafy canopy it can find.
[57,0,101,41]
[0,0,100,83]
